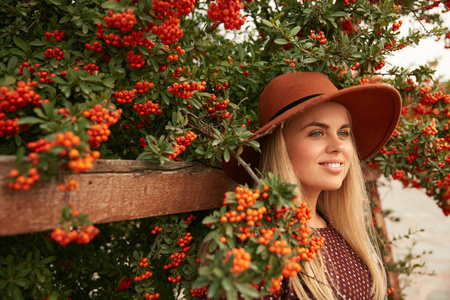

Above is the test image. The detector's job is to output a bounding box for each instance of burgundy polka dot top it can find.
[258,221,375,300]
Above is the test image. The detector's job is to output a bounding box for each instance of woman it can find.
[223,72,402,299]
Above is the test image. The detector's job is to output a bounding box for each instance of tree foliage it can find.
[0,0,449,299]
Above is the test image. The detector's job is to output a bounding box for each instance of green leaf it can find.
[330,11,348,17]
[0,280,7,290]
[101,1,124,10]
[14,278,31,288]
[30,40,46,46]
[47,0,62,5]
[7,56,18,70]
[202,216,219,224]
[303,57,317,63]
[289,26,301,37]
[235,283,259,297]
[274,39,289,45]
[40,256,56,265]
[59,15,71,24]
[223,148,230,162]
[13,36,29,52]
[261,19,273,28]
[0,76,16,86]
[17,117,46,125]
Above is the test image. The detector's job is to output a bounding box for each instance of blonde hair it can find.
[259,123,387,300]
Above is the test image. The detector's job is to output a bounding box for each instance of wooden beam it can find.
[0,156,236,236]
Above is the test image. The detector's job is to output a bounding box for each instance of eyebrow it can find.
[301,122,352,130]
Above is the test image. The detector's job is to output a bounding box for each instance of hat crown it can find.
[258,72,338,126]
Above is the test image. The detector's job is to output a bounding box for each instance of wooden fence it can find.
[0,155,235,236]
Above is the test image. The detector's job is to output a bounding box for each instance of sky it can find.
[387,9,450,81]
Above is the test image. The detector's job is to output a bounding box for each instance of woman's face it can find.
[283,102,354,199]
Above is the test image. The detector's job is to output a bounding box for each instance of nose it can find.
[326,134,345,153]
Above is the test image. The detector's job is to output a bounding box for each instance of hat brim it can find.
[223,84,402,185]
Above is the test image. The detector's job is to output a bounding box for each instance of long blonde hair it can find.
[258,123,387,300]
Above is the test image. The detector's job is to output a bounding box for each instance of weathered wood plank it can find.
[0,155,236,236]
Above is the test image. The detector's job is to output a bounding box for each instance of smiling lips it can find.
[319,162,343,173]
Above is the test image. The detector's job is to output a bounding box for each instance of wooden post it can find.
[0,156,236,236]
[364,167,401,300]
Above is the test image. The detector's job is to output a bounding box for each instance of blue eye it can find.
[310,131,323,137]
[339,131,350,137]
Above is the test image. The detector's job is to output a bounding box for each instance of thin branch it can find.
[223,97,248,134]
[229,148,261,185]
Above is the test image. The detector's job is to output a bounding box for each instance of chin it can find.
[322,182,344,191]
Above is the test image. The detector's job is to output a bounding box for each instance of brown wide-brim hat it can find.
[223,72,402,185]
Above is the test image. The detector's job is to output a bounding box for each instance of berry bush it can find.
[0,0,449,299]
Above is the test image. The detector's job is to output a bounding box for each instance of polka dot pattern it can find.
[258,222,375,300]
[315,223,373,300]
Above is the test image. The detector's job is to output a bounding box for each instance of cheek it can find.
[286,140,315,171]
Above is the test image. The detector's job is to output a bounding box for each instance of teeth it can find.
[322,163,341,168]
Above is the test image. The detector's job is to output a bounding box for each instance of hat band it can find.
[269,93,323,122]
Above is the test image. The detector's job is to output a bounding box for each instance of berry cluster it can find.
[133,100,162,116]
[51,224,99,247]
[164,232,193,269]
[358,77,370,85]
[372,60,385,71]
[0,81,42,137]
[342,0,356,5]
[144,293,160,300]
[153,16,183,44]
[117,276,133,291]
[82,63,100,75]
[150,225,162,234]
[59,178,80,192]
[83,102,122,148]
[87,123,111,148]
[45,29,65,42]
[171,66,186,78]
[135,81,154,93]
[44,48,64,60]
[281,261,302,278]
[269,275,284,294]
[310,30,327,44]
[126,50,145,69]
[114,89,137,104]
[18,62,40,76]
[202,93,231,120]
[392,20,403,31]
[351,62,360,70]
[166,130,197,160]
[0,81,42,113]
[190,286,208,297]
[85,41,103,52]
[340,17,360,34]
[103,9,137,32]
[392,169,406,180]
[207,0,246,30]
[163,252,185,269]
[135,257,153,281]
[37,71,57,84]
[168,81,206,100]
[150,0,197,44]
[224,247,251,275]
[96,23,156,52]
[8,168,40,191]
[167,275,181,282]
[285,58,296,68]
[82,103,122,125]
[422,118,438,135]
[0,116,20,138]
